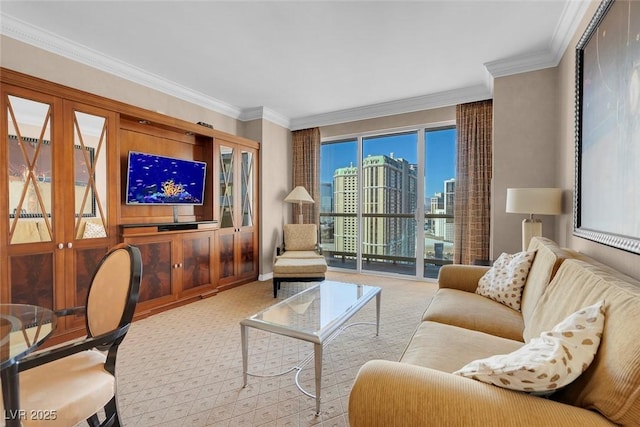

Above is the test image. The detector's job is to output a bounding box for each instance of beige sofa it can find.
[349,237,640,426]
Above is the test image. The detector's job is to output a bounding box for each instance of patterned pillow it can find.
[453,300,605,394]
[476,251,536,311]
[82,221,107,239]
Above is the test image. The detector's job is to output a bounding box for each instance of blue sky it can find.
[320,127,456,198]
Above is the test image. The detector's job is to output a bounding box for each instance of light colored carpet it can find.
[116,271,437,426]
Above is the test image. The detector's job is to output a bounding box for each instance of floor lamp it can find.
[284,186,314,224]
[506,188,562,251]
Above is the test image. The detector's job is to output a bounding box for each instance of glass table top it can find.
[243,281,380,342]
[1,304,57,370]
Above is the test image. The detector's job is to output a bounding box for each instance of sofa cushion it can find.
[454,300,605,393]
[422,289,524,341]
[525,258,640,426]
[400,321,523,373]
[520,237,572,325]
[476,250,536,311]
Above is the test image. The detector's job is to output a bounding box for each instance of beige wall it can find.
[321,107,456,138]
[492,68,560,256]
[492,0,639,279]
[0,36,241,134]
[241,119,292,279]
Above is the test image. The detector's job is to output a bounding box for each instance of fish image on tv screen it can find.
[126,151,207,205]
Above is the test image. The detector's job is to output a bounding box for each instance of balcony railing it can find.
[319,212,454,279]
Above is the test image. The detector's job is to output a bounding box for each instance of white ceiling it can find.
[0,0,590,129]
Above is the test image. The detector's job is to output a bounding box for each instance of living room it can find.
[2,1,637,280]
[1,1,640,426]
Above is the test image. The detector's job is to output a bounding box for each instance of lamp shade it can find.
[506,188,562,215]
[284,186,314,204]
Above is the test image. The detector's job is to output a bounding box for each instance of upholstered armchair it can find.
[272,224,327,297]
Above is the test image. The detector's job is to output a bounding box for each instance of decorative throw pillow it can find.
[453,300,605,394]
[476,250,536,311]
[82,221,107,239]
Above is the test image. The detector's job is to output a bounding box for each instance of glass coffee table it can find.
[241,280,381,415]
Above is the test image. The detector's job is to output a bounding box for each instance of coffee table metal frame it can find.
[240,281,381,415]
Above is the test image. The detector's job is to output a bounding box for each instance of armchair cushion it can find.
[284,224,318,251]
[277,250,324,259]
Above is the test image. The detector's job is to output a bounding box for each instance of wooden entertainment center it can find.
[0,69,259,344]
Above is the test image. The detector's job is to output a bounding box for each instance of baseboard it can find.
[258,272,273,281]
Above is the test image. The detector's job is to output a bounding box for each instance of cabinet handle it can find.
[57,243,64,250]
[67,242,73,249]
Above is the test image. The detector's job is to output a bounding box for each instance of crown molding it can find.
[239,106,291,129]
[549,0,591,64]
[0,12,243,120]
[2,1,591,132]
[289,84,491,131]
[484,50,558,78]
[484,0,590,78]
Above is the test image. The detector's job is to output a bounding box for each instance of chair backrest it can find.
[284,224,318,251]
[85,244,142,338]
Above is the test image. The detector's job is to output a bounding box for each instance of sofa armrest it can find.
[437,264,490,292]
[349,360,614,427]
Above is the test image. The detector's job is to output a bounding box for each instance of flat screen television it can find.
[125,151,207,205]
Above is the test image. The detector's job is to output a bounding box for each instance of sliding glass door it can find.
[320,125,456,279]
[361,132,418,276]
[423,127,456,278]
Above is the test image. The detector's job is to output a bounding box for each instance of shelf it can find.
[120,220,219,237]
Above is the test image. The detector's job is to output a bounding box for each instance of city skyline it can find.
[320,128,456,199]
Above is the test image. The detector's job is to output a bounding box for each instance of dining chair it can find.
[2,243,142,427]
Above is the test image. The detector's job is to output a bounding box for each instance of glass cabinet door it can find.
[219,144,235,228]
[7,95,54,245]
[4,91,57,307]
[72,110,108,240]
[240,149,254,228]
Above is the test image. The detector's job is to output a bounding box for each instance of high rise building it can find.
[428,179,455,242]
[444,178,455,242]
[333,154,417,258]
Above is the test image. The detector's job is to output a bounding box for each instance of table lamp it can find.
[284,186,314,223]
[506,188,562,251]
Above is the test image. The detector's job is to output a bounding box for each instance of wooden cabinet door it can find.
[180,231,215,295]
[62,101,117,332]
[236,146,258,280]
[214,140,258,288]
[2,87,60,309]
[1,87,117,340]
[124,234,176,314]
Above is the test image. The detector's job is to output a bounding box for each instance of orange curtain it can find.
[291,128,320,224]
[454,100,493,265]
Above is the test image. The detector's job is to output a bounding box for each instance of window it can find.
[320,126,456,279]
